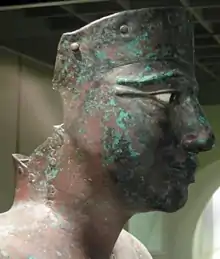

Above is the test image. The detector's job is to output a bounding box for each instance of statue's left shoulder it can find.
[113,229,153,259]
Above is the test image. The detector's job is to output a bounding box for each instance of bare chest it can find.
[0,239,149,259]
[0,203,151,259]
[0,202,72,258]
[0,222,77,259]
[0,228,149,259]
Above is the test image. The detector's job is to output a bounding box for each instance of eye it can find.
[154,92,180,104]
[154,92,172,104]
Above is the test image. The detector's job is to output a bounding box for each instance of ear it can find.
[12,154,29,179]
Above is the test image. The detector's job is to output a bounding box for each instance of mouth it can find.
[171,167,196,184]
[169,154,198,184]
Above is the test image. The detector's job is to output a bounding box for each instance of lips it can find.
[169,154,198,184]
[170,167,196,184]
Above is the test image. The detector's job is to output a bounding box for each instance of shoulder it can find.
[114,229,153,259]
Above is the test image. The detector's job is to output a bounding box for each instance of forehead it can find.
[53,8,195,92]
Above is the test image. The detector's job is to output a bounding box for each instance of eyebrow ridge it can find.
[116,69,182,87]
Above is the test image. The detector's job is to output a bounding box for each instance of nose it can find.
[170,95,215,154]
[181,130,215,153]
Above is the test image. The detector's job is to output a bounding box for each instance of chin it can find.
[152,182,190,213]
[154,163,197,213]
[126,181,190,214]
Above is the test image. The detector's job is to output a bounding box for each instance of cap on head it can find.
[52,7,194,91]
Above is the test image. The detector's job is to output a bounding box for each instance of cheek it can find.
[74,93,165,159]
[101,102,164,162]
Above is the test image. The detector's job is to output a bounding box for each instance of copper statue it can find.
[0,7,215,259]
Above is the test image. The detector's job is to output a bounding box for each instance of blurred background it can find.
[0,1,220,259]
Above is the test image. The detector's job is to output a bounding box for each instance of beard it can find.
[108,157,194,213]
[103,126,197,214]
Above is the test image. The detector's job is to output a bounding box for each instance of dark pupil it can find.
[170,92,180,104]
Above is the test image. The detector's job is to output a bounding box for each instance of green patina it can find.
[165,70,175,77]
[95,50,107,60]
[102,98,117,126]
[104,155,114,165]
[76,66,94,85]
[116,69,176,86]
[199,115,206,125]
[197,138,207,144]
[103,130,123,164]
[104,129,139,164]
[145,65,152,72]
[126,32,149,57]
[128,141,140,157]
[109,98,117,106]
[74,49,114,85]
[44,167,59,181]
[80,73,92,85]
[198,115,209,143]
[79,128,86,134]
[84,93,139,163]
[116,109,130,130]
[116,109,140,157]
[112,131,123,149]
[103,107,139,164]
[84,91,99,114]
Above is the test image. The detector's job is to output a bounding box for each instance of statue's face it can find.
[70,62,215,213]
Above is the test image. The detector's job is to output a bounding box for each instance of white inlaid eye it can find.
[154,93,172,104]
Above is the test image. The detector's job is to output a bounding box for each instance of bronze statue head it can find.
[52,7,215,214]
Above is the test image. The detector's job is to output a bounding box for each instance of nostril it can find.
[182,132,215,152]
[182,133,197,144]
[181,134,198,152]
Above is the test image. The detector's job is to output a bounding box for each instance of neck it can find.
[14,124,130,259]
[68,197,128,259]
